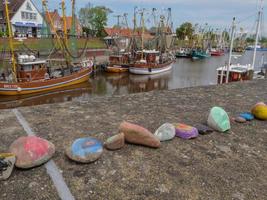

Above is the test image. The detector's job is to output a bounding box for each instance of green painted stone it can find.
[207,107,231,132]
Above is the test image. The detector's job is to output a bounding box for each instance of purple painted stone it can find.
[174,123,199,139]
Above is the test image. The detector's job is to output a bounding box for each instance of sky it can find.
[33,0,267,34]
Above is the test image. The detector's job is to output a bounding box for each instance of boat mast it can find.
[225,17,236,84]
[252,0,263,70]
[140,9,145,60]
[4,0,17,82]
[61,0,71,65]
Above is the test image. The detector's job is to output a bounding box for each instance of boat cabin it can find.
[16,55,48,82]
[135,50,160,64]
[109,54,130,65]
[217,64,254,84]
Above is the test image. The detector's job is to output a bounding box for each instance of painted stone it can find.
[9,136,55,169]
[119,121,161,148]
[239,112,254,121]
[234,117,247,123]
[0,153,16,181]
[207,107,231,132]
[251,102,267,120]
[66,138,103,163]
[174,123,199,139]
[194,124,214,135]
[154,123,176,141]
[104,133,125,150]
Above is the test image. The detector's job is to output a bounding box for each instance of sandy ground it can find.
[0,79,267,200]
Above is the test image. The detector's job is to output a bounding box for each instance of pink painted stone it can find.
[119,121,161,148]
[9,136,55,169]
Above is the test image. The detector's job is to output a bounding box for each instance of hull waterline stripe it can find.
[12,109,75,200]
[0,71,91,92]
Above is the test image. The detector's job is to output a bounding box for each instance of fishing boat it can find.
[217,1,263,84]
[0,0,93,96]
[191,49,210,59]
[129,50,173,75]
[216,64,254,84]
[0,55,93,96]
[210,49,225,56]
[129,12,174,75]
[175,48,192,58]
[105,53,130,73]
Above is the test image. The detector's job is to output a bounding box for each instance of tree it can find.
[79,4,112,37]
[176,22,194,40]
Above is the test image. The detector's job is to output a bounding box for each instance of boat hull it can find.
[129,62,173,75]
[0,68,92,96]
[211,51,225,56]
[105,66,129,73]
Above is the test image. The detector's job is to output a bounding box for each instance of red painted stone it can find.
[9,136,55,169]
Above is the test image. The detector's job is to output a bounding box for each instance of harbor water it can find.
[0,51,265,109]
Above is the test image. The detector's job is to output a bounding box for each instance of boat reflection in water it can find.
[128,70,171,93]
[0,82,92,109]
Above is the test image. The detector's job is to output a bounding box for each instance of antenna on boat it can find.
[114,15,122,27]
[3,0,17,82]
[252,0,264,70]
[225,17,236,84]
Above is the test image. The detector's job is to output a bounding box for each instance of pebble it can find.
[9,136,55,169]
[174,123,199,139]
[154,123,176,141]
[104,133,125,150]
[234,117,247,123]
[66,137,103,163]
[0,153,16,180]
[119,121,161,148]
[194,124,214,135]
[207,107,231,132]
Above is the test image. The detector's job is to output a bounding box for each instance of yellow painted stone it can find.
[251,103,267,120]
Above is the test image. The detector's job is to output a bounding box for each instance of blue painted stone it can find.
[239,112,254,121]
[66,138,103,163]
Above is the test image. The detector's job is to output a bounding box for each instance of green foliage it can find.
[176,22,194,40]
[246,37,255,44]
[0,31,4,37]
[79,4,112,38]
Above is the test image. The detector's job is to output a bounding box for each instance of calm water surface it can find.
[0,51,265,109]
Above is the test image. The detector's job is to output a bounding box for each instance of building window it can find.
[21,12,25,19]
[0,11,3,19]
[21,11,37,21]
[26,2,33,11]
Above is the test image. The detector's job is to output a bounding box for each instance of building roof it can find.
[0,0,25,24]
[104,27,154,40]
[65,16,81,31]
[105,28,133,38]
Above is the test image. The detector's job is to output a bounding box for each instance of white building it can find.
[0,0,44,37]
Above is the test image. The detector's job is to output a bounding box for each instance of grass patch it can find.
[0,38,107,52]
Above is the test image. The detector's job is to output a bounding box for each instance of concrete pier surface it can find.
[0,79,267,200]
